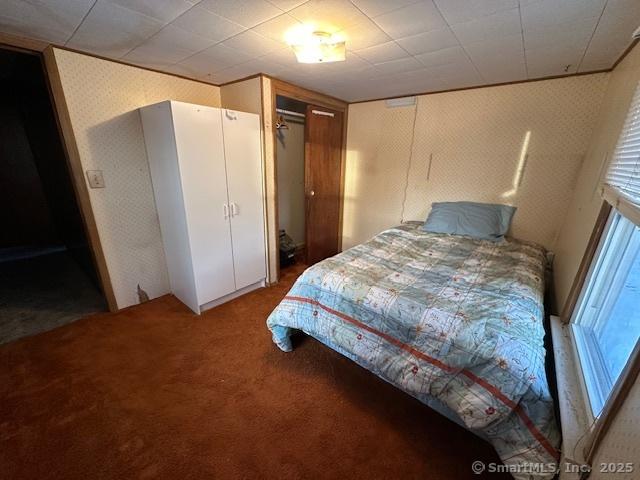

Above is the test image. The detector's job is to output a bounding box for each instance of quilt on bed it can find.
[266,223,560,478]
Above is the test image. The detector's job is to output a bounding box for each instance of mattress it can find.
[267,223,560,479]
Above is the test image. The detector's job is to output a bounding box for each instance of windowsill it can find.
[550,315,592,479]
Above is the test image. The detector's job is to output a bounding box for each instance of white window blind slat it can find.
[604,82,640,215]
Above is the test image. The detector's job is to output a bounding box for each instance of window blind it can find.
[603,82,640,226]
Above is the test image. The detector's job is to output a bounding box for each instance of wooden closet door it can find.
[171,103,236,306]
[305,105,343,265]
[222,109,266,289]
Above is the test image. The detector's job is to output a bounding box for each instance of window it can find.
[571,211,640,416]
[571,82,640,419]
[605,83,640,205]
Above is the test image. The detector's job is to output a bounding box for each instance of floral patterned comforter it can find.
[267,224,560,478]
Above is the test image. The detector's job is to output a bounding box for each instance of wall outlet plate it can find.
[86,170,105,188]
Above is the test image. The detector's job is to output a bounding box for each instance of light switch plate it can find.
[86,170,105,188]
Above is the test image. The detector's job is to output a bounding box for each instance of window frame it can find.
[570,208,640,419]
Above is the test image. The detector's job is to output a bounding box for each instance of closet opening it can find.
[0,46,107,344]
[274,91,345,279]
[276,95,307,272]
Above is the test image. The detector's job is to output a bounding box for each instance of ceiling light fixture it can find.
[287,28,346,64]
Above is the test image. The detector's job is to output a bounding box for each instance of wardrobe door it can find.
[222,109,266,289]
[171,103,236,306]
[141,102,199,314]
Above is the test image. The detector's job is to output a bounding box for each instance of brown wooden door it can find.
[304,105,343,265]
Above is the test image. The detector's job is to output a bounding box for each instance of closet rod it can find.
[276,108,305,118]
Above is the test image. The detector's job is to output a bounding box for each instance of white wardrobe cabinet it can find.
[140,101,266,314]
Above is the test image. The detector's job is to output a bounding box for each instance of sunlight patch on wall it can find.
[502,130,531,199]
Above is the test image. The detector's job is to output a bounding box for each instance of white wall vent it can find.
[385,96,416,108]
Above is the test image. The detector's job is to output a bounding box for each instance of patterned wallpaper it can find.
[590,377,640,480]
[553,45,640,478]
[53,48,221,309]
[555,45,640,309]
[344,73,610,252]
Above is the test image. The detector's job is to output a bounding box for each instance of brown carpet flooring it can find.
[0,264,509,479]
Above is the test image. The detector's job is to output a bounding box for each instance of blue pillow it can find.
[422,201,516,241]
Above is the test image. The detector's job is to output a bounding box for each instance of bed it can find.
[266,223,560,479]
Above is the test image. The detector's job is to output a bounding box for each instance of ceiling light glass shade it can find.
[289,30,346,64]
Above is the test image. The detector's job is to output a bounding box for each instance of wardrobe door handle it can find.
[231,202,238,216]
[223,203,229,219]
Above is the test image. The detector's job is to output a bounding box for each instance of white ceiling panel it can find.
[372,1,447,40]
[252,13,302,42]
[170,5,246,42]
[124,24,215,66]
[242,56,290,76]
[258,47,301,68]
[450,8,522,44]
[198,0,284,28]
[163,62,213,82]
[415,45,469,68]
[350,0,422,18]
[577,50,613,73]
[66,0,164,57]
[220,29,285,57]
[337,17,391,51]
[476,60,528,84]
[520,0,606,30]
[523,17,597,51]
[106,0,196,24]
[434,0,518,25]
[464,33,523,60]
[213,62,264,83]
[266,0,308,12]
[288,0,368,31]
[526,45,582,78]
[372,56,423,76]
[579,3,640,72]
[2,0,638,102]
[355,41,409,64]
[396,27,460,56]
[0,0,95,44]
[177,44,255,75]
[605,0,640,18]
[429,58,481,80]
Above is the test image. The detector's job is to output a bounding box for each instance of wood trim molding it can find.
[560,201,612,323]
[267,75,348,111]
[611,38,639,71]
[338,106,348,252]
[258,75,273,284]
[349,69,611,104]
[220,73,263,87]
[1,29,636,106]
[269,76,282,282]
[42,46,118,312]
[349,38,637,105]
[0,40,618,107]
[0,31,48,53]
[267,75,348,281]
[56,45,219,87]
[0,32,217,88]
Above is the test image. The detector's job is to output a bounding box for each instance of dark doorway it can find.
[275,95,307,270]
[0,47,106,344]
